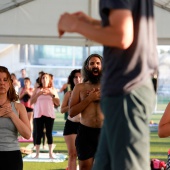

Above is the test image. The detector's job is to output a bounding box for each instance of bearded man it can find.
[69,54,104,170]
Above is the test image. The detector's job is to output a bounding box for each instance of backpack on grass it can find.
[150,158,166,170]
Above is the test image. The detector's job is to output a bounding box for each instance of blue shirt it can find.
[100,0,158,96]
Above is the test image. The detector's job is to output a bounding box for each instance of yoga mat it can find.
[52,131,63,136]
[23,153,67,162]
[149,123,158,132]
[18,137,33,143]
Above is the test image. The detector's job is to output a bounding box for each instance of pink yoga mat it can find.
[18,137,33,143]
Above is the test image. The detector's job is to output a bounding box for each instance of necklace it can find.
[0,99,8,108]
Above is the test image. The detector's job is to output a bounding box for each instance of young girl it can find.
[19,77,34,138]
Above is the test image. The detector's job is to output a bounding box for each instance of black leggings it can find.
[34,116,54,145]
[0,150,23,170]
[33,118,46,146]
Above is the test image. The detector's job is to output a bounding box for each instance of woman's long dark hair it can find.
[68,69,81,90]
[0,66,19,101]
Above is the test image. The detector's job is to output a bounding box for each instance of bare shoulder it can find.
[14,102,25,110]
[75,82,84,88]
[13,102,26,116]
[74,82,90,89]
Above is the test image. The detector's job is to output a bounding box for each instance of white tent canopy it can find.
[0,0,170,45]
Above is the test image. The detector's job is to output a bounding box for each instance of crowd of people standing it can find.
[1,50,158,170]
[0,52,104,170]
[0,1,160,170]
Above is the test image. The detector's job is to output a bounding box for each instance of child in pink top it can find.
[19,77,34,137]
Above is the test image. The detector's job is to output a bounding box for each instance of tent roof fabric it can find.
[155,0,170,11]
[0,0,34,14]
[0,0,170,45]
[1,0,170,14]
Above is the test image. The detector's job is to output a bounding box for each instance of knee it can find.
[68,151,77,158]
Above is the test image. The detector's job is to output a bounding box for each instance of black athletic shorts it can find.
[25,107,33,112]
[75,123,101,160]
[63,119,80,136]
[0,150,23,170]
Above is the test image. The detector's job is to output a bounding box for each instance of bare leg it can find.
[64,134,77,170]
[27,111,33,138]
[49,144,54,158]
[79,158,94,170]
[34,145,40,158]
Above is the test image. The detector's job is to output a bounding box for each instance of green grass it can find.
[20,112,170,169]
[150,113,170,162]
[150,132,170,161]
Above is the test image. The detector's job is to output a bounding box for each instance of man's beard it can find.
[86,68,102,84]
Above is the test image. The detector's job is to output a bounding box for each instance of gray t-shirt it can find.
[0,102,20,151]
[100,0,158,96]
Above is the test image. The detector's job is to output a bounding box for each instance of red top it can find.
[20,87,34,109]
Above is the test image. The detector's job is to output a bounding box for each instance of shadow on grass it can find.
[53,150,68,153]
[150,142,170,145]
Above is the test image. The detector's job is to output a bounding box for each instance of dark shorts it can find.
[25,107,33,112]
[63,119,80,136]
[0,150,23,170]
[75,123,101,161]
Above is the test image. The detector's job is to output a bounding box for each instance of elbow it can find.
[158,129,166,138]
[69,114,74,118]
[158,132,164,138]
[60,109,64,114]
[23,132,31,140]
[25,135,31,140]
[119,41,132,49]
[69,110,74,118]
[158,130,162,138]
[118,36,133,49]
[115,30,133,49]
[54,98,60,106]
[56,100,60,106]
[69,106,80,118]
